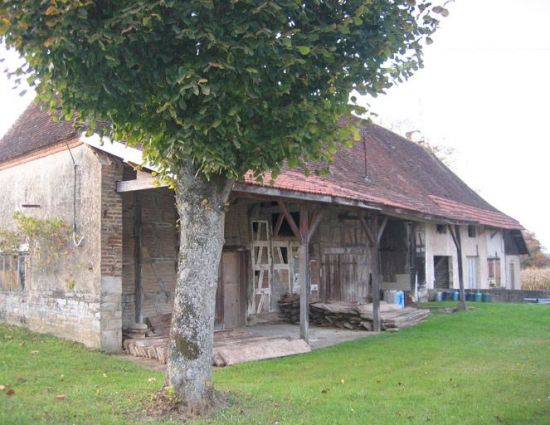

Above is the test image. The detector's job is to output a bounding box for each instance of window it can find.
[0,252,27,292]
[436,224,446,234]
[468,225,476,238]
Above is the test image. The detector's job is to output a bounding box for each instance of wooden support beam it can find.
[299,206,310,343]
[273,212,285,238]
[448,225,467,310]
[370,214,381,332]
[358,213,375,246]
[117,177,167,193]
[134,194,143,324]
[377,216,389,244]
[408,222,417,297]
[307,210,324,243]
[277,200,303,243]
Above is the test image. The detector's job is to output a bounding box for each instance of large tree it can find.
[1,0,445,406]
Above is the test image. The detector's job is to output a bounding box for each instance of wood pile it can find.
[123,336,169,363]
[123,321,311,367]
[123,315,171,363]
[310,301,430,331]
[277,293,300,323]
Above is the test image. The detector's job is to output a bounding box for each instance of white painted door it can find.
[466,256,479,289]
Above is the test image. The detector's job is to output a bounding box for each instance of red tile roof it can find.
[244,124,523,230]
[0,101,77,163]
[0,104,522,230]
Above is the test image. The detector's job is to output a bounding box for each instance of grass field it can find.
[1,302,549,424]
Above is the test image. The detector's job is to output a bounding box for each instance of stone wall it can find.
[0,144,104,348]
[0,145,124,351]
[480,288,550,303]
[98,153,124,351]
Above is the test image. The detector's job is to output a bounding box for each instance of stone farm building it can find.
[0,103,528,351]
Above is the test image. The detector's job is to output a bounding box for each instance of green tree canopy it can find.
[2,0,444,179]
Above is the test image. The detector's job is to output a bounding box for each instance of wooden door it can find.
[322,253,368,303]
[216,251,246,329]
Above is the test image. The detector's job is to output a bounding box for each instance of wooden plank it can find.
[299,207,309,342]
[307,209,324,243]
[273,212,285,238]
[117,177,167,193]
[134,194,143,324]
[215,338,311,366]
[358,213,375,246]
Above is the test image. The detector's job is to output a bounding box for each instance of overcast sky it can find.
[367,0,550,252]
[1,0,549,251]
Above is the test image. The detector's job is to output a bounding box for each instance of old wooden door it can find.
[215,251,246,329]
[321,253,368,303]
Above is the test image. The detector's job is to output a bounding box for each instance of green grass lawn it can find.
[1,303,549,424]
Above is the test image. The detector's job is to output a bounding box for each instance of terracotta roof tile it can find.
[0,101,77,163]
[245,124,522,230]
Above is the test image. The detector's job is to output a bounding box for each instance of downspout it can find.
[65,141,84,247]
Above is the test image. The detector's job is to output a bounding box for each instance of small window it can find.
[468,225,476,238]
[0,253,27,292]
[436,224,446,234]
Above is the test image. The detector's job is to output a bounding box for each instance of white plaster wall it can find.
[424,224,507,290]
[424,223,459,289]
[505,255,522,290]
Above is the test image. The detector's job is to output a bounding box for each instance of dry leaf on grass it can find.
[30,350,39,354]
[7,389,15,396]
[56,394,66,400]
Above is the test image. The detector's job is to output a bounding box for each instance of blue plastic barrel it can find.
[482,293,492,303]
[453,291,460,301]
[436,292,443,302]
[475,292,483,302]
[396,291,405,308]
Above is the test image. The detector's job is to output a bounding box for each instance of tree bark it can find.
[166,160,233,404]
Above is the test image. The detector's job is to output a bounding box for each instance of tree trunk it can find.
[166,160,233,405]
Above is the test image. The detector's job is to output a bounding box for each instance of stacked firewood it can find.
[122,314,172,364]
[310,301,430,332]
[123,336,169,363]
[278,293,300,323]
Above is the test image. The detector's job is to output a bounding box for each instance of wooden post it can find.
[408,223,417,297]
[370,215,381,332]
[299,207,309,342]
[455,225,467,310]
[134,193,143,324]
[448,224,467,311]
[359,213,388,332]
[275,200,324,343]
